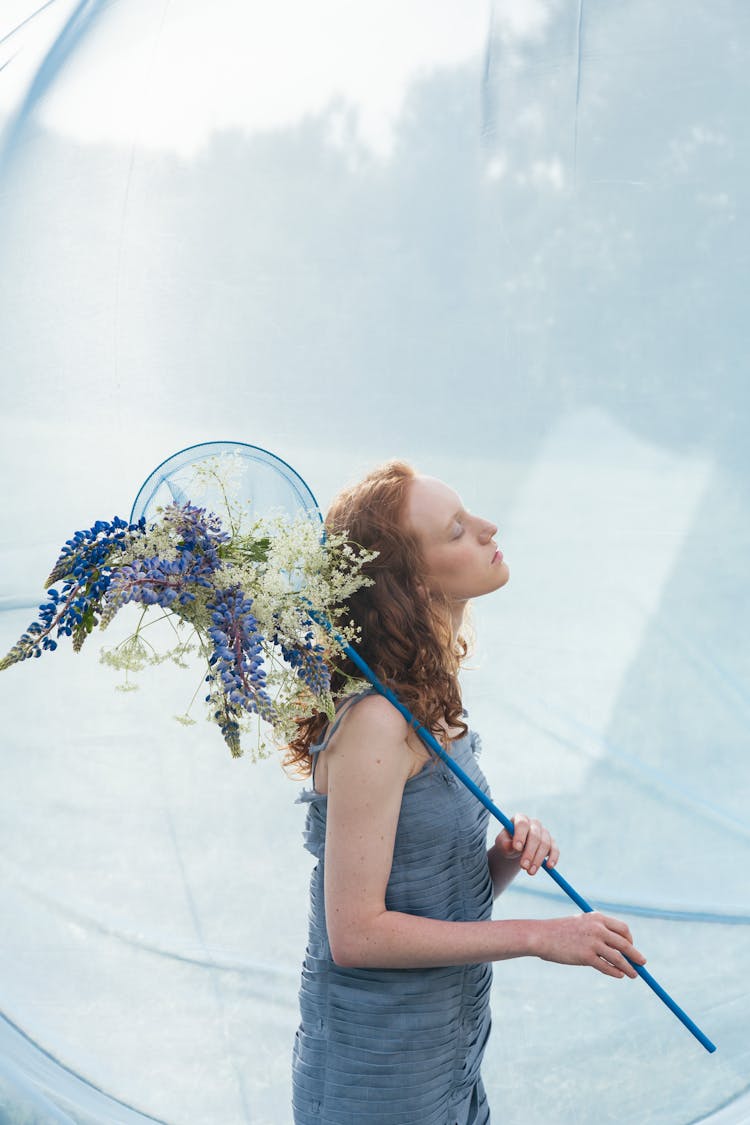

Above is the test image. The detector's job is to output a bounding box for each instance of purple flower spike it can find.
[204,586,278,754]
[275,625,330,697]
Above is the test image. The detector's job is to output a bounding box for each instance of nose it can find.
[479,519,497,542]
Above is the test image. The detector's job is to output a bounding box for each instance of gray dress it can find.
[292,690,494,1125]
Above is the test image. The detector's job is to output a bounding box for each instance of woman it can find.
[286,460,645,1125]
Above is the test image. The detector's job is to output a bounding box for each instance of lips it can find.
[492,548,503,564]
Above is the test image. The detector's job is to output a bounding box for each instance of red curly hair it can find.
[282,459,471,778]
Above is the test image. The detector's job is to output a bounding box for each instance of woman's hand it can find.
[534,913,647,979]
[494,813,560,876]
[487,813,559,899]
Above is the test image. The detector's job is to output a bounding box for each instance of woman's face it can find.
[404,474,509,604]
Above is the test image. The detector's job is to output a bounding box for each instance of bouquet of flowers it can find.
[0,457,377,759]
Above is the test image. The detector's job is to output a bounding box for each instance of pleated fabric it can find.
[292,691,494,1125]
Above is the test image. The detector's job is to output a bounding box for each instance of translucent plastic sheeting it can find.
[0,2,748,1123]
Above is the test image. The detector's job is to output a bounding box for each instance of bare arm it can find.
[487,839,523,899]
[322,696,646,977]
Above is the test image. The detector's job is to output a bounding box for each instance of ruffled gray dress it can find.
[292,690,494,1125]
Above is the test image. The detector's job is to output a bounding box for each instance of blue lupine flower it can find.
[275,624,330,697]
[1,515,148,667]
[1,503,231,669]
[158,501,230,564]
[204,585,277,755]
[105,549,218,616]
[46,515,147,587]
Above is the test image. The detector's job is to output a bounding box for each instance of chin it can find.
[470,571,509,600]
[494,563,510,588]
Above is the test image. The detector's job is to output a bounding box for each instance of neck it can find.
[449,600,467,643]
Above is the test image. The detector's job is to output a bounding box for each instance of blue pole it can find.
[308,607,717,1054]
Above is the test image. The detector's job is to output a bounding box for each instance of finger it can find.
[603,947,639,979]
[520,825,541,870]
[619,942,647,966]
[546,839,560,868]
[600,932,646,976]
[594,955,627,980]
[597,920,647,967]
[511,814,530,854]
[600,914,634,943]
[528,828,551,875]
[518,821,546,874]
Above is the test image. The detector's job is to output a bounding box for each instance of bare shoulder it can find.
[329,693,410,751]
[323,694,412,786]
